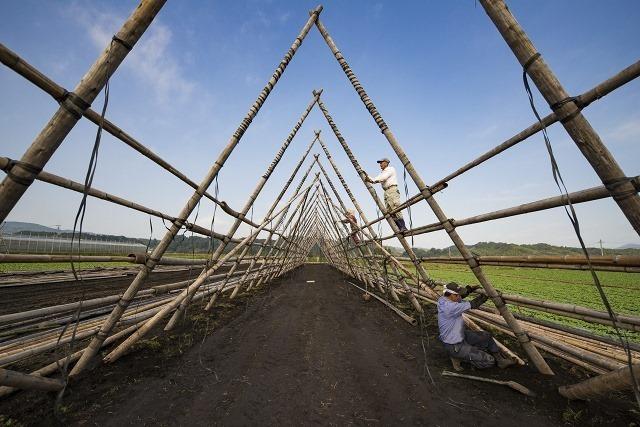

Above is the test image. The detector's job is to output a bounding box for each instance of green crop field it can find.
[0,262,133,273]
[0,252,211,273]
[404,262,640,341]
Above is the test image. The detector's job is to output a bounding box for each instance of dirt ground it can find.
[0,264,636,426]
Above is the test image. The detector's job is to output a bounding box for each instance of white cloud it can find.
[69,3,195,106]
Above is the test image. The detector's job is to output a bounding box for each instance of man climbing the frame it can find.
[339,208,360,244]
[365,158,408,232]
[438,282,515,370]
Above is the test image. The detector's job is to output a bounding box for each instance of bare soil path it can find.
[0,264,633,426]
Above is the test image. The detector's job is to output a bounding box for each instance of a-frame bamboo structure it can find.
[0,0,639,402]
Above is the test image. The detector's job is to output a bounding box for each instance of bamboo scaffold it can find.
[1,1,639,404]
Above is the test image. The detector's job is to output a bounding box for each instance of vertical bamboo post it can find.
[313,19,553,374]
[70,6,323,377]
[0,0,167,222]
[479,0,640,236]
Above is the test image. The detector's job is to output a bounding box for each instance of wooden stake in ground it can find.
[0,0,166,222]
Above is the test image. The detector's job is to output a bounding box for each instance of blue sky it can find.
[1,0,639,249]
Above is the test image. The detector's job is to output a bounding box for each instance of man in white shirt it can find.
[366,158,408,232]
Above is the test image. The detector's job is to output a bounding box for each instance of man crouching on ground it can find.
[438,283,515,369]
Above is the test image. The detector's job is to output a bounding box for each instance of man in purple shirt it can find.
[438,282,515,369]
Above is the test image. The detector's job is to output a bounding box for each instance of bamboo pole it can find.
[70,6,323,377]
[479,0,640,235]
[0,253,239,266]
[314,19,553,375]
[559,364,640,400]
[380,182,633,242]
[0,155,270,243]
[392,253,640,268]
[0,322,141,398]
[166,92,322,328]
[0,0,166,222]
[345,281,417,325]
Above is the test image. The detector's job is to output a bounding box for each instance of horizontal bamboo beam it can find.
[378,253,640,273]
[417,255,640,267]
[0,156,249,243]
[379,180,639,241]
[0,253,261,266]
[430,59,640,189]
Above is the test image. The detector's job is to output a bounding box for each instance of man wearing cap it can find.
[438,282,515,369]
[365,158,408,232]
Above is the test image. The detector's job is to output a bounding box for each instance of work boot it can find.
[395,218,408,232]
[492,352,516,369]
[450,357,463,372]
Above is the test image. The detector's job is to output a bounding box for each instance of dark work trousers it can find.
[442,330,499,369]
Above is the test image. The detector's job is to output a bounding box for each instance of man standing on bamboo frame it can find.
[366,158,408,232]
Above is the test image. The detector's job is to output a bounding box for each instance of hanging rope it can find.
[403,166,414,247]
[206,175,220,266]
[145,216,153,254]
[55,40,114,410]
[523,59,640,407]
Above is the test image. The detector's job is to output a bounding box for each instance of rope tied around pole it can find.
[604,175,640,202]
[1,159,43,187]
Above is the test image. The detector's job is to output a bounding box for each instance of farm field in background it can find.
[0,252,212,273]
